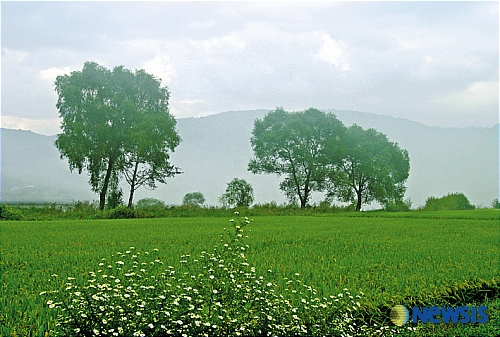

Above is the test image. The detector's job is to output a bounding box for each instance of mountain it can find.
[1,109,498,208]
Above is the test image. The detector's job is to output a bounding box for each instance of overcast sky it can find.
[1,1,498,136]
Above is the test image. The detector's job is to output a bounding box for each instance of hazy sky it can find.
[1,1,499,136]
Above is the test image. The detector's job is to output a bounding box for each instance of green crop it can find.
[1,211,499,336]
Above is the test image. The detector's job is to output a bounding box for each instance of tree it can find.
[248,107,345,208]
[325,124,410,211]
[55,62,123,210]
[219,178,254,208]
[135,198,165,209]
[183,192,206,207]
[54,62,181,210]
[116,67,181,207]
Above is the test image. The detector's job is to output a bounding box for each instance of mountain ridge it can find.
[1,109,498,208]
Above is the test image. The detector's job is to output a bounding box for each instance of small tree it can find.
[491,198,500,209]
[183,192,206,207]
[219,178,254,208]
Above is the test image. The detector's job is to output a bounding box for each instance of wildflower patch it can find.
[42,214,409,336]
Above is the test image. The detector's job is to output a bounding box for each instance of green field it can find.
[1,210,499,336]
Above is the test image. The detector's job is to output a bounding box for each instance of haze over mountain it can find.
[1,109,498,209]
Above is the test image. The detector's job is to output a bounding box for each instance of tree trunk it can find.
[127,160,139,208]
[355,191,362,211]
[99,156,115,210]
[300,186,309,209]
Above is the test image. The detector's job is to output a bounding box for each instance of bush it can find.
[106,188,124,209]
[135,198,165,209]
[384,198,412,212]
[43,214,409,337]
[0,204,23,220]
[71,200,98,212]
[107,206,141,219]
[491,198,500,209]
[422,193,475,211]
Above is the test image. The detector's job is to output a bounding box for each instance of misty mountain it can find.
[1,109,498,208]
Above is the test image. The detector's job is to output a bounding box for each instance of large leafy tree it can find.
[54,62,181,210]
[248,108,345,208]
[116,67,181,207]
[325,124,410,211]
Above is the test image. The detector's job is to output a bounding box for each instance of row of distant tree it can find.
[141,191,488,212]
[54,62,409,212]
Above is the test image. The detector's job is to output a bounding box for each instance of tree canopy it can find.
[183,192,206,207]
[248,107,345,208]
[324,124,410,211]
[248,108,410,210]
[54,62,181,210]
[219,178,254,208]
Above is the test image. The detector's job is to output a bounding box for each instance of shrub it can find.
[72,200,98,211]
[135,198,165,209]
[106,188,124,209]
[107,206,141,219]
[0,204,23,220]
[422,193,475,211]
[384,198,412,212]
[491,198,500,209]
[43,214,409,336]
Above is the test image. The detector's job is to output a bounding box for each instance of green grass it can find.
[1,211,499,336]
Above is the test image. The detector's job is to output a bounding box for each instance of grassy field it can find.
[1,209,499,336]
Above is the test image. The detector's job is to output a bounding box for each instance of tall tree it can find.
[55,62,123,210]
[116,68,181,207]
[54,62,181,210]
[248,108,345,208]
[325,124,410,211]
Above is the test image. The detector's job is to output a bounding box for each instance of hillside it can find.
[1,109,498,208]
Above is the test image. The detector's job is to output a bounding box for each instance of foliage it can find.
[106,187,124,210]
[422,193,476,211]
[107,206,142,219]
[325,124,410,211]
[182,192,206,207]
[4,202,499,221]
[383,198,412,212]
[72,200,98,212]
[491,198,500,209]
[219,178,254,208]
[42,215,407,337]
[54,62,181,210]
[119,67,182,207]
[135,198,166,209]
[248,107,345,208]
[0,204,23,220]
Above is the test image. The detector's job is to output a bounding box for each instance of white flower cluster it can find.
[42,214,407,336]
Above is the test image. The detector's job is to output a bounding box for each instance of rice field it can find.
[1,210,499,336]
